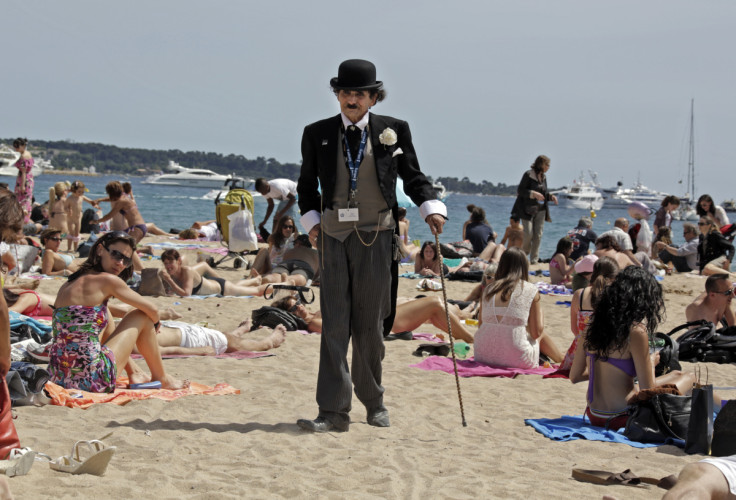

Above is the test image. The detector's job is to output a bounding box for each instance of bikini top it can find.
[586,351,637,404]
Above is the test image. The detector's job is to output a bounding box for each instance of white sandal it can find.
[49,440,116,476]
[0,448,36,477]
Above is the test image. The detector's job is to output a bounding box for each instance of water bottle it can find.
[454,341,470,359]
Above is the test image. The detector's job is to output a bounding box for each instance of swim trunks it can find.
[163,321,228,355]
[701,456,736,495]
[271,259,315,281]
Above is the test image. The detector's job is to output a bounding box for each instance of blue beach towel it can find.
[9,311,52,337]
[524,415,684,449]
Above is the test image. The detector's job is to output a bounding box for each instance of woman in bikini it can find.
[415,241,448,277]
[48,231,188,392]
[159,249,271,297]
[559,256,618,375]
[48,182,70,237]
[249,215,297,280]
[548,236,574,285]
[272,295,476,343]
[569,265,700,429]
[96,181,148,243]
[40,229,86,277]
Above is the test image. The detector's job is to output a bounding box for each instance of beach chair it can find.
[213,177,257,268]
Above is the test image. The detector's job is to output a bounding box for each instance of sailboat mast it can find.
[688,98,695,200]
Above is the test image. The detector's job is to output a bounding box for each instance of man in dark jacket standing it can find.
[296,59,446,432]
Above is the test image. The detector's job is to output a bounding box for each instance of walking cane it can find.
[434,232,468,427]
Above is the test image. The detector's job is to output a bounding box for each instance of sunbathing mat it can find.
[45,377,239,409]
[411,356,557,378]
[132,351,273,360]
[524,415,683,449]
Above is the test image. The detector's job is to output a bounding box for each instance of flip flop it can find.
[129,381,162,390]
[0,448,36,477]
[49,440,116,476]
[572,468,677,490]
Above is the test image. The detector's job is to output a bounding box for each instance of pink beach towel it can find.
[411,356,558,378]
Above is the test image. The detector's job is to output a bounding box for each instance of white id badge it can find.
[338,208,360,222]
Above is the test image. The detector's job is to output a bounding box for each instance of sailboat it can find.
[673,99,699,221]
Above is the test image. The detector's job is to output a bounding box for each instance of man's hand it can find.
[425,214,445,235]
[258,221,265,229]
[550,194,558,205]
[655,241,666,250]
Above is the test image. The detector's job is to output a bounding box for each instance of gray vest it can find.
[322,128,395,242]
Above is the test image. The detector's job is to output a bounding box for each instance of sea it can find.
[25,174,694,259]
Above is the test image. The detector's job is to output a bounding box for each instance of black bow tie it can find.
[345,125,361,158]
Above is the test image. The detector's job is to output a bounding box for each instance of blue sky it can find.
[5,0,735,203]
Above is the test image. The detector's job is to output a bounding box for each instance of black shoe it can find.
[367,408,390,428]
[385,331,413,341]
[297,416,349,433]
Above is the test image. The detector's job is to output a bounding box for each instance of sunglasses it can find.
[103,245,133,267]
[698,222,710,226]
[715,288,734,297]
[48,237,62,242]
[288,299,302,313]
[283,225,295,230]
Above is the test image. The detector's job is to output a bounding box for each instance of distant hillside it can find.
[2,138,521,195]
[0,138,301,180]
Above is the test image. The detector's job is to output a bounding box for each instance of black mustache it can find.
[347,104,358,109]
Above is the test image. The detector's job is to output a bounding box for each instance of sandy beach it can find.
[8,234,735,499]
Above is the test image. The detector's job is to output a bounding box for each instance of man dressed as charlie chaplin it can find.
[296,59,446,432]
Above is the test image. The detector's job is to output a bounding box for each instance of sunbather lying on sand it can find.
[272,295,475,343]
[132,318,286,356]
[3,288,182,321]
[160,249,271,297]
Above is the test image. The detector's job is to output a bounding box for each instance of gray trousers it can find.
[522,211,547,264]
[316,229,392,425]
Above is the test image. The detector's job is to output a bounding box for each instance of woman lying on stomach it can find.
[48,231,188,392]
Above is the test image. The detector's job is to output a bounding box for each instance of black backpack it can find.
[250,306,309,332]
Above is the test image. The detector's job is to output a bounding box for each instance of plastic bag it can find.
[227,209,258,252]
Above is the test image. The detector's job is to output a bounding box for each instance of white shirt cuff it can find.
[419,199,447,221]
[300,210,321,233]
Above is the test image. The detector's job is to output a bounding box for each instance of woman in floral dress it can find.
[12,138,34,223]
[48,231,189,392]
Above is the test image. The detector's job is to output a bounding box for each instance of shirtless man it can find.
[685,273,735,327]
[133,319,286,356]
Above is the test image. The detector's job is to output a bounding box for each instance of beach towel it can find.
[524,415,684,449]
[9,311,52,337]
[45,377,239,409]
[411,356,557,378]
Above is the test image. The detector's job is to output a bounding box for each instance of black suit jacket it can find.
[297,113,436,217]
[297,112,438,336]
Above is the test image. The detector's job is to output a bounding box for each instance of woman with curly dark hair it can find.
[48,231,188,392]
[569,266,696,429]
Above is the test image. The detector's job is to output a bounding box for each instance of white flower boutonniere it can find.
[379,127,398,147]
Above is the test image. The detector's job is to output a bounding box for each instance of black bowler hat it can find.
[330,59,383,91]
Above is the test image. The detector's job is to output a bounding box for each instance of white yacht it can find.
[601,180,669,208]
[553,171,605,210]
[0,145,47,177]
[432,181,448,201]
[202,176,257,200]
[142,161,233,188]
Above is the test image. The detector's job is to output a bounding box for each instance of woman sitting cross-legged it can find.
[569,265,714,429]
[473,247,564,369]
[272,295,475,343]
[48,231,189,392]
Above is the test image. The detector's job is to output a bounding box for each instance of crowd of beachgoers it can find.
[0,140,735,498]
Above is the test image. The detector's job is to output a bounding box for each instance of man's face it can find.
[711,280,734,305]
[337,90,377,124]
[683,228,696,241]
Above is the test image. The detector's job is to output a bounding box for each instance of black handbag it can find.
[685,383,714,454]
[624,393,692,442]
[250,306,308,332]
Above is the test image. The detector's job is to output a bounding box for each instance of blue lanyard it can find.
[344,127,368,193]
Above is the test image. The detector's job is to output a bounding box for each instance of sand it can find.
[9,235,735,499]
